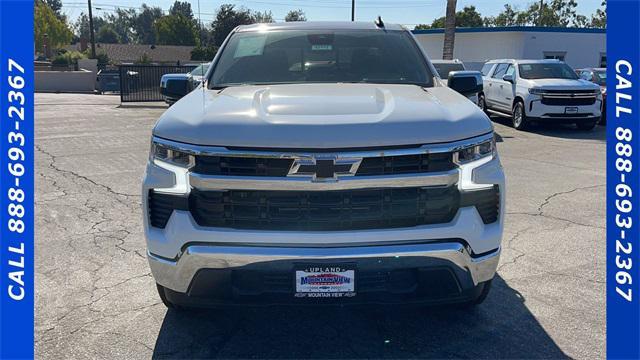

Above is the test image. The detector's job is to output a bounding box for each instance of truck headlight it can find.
[149,141,193,194]
[453,137,495,165]
[151,141,194,168]
[528,88,544,95]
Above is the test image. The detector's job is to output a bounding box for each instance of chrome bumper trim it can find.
[148,242,500,293]
[189,170,458,191]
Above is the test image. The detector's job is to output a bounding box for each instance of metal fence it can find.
[118,65,196,102]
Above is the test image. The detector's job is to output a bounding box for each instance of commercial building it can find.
[412,26,606,70]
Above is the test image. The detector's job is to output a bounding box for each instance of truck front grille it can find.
[541,97,596,106]
[147,186,500,230]
[188,187,459,231]
[192,152,455,177]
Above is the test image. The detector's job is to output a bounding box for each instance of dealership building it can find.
[412,26,606,71]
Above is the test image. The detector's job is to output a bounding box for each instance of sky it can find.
[60,0,604,27]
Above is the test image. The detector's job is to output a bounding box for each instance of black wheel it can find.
[512,101,529,130]
[576,119,598,131]
[156,283,191,311]
[478,93,489,114]
[460,280,493,308]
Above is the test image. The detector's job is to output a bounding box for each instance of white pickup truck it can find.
[143,21,505,309]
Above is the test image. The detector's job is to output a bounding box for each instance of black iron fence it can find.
[119,65,196,102]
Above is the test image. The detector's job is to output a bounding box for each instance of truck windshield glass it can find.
[518,63,579,80]
[432,63,464,79]
[210,30,433,87]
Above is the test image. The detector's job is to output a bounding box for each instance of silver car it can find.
[143,21,504,309]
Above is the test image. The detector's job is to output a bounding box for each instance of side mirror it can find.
[160,74,192,100]
[502,74,515,83]
[448,71,483,96]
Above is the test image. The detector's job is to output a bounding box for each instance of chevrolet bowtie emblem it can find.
[288,158,361,181]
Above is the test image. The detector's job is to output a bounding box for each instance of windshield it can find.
[593,70,606,85]
[190,64,210,77]
[210,30,433,87]
[432,63,465,79]
[518,63,579,80]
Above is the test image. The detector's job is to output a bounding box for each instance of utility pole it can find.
[538,0,544,26]
[351,0,355,21]
[87,0,97,58]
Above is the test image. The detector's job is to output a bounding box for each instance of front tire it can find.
[157,283,191,311]
[460,280,493,308]
[512,101,529,130]
[478,93,489,115]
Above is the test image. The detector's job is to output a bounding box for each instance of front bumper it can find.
[143,133,505,304]
[149,241,500,305]
[526,96,602,120]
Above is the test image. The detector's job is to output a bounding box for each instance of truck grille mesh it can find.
[147,186,500,230]
[192,152,454,177]
[188,187,459,231]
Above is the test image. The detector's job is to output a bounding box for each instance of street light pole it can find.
[87,0,97,58]
[351,0,355,21]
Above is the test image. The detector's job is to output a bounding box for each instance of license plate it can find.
[295,265,356,298]
[565,106,579,114]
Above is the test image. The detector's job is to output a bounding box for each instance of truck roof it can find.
[236,21,406,32]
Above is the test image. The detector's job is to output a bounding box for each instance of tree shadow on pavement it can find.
[152,276,567,359]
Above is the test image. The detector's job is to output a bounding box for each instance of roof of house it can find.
[412,26,606,35]
[65,43,195,63]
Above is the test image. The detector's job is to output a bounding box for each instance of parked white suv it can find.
[478,59,603,130]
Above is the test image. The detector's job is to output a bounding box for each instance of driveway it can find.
[35,93,605,359]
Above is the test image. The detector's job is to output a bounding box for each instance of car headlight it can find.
[150,141,194,168]
[453,137,496,165]
[528,88,544,95]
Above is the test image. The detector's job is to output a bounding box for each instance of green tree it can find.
[155,14,199,46]
[424,6,483,29]
[96,25,119,43]
[35,1,73,53]
[253,10,275,23]
[104,8,137,44]
[285,9,306,22]
[414,24,430,30]
[134,4,164,44]
[73,12,106,40]
[211,4,255,46]
[170,1,194,19]
[590,0,606,28]
[487,4,515,26]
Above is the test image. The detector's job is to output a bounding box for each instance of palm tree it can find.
[442,0,457,60]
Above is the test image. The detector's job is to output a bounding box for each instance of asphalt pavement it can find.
[35,93,605,359]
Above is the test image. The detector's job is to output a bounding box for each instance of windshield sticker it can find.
[521,64,532,71]
[311,44,333,51]
[234,35,267,58]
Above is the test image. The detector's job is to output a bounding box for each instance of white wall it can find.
[414,30,605,70]
[521,32,606,69]
[35,70,96,93]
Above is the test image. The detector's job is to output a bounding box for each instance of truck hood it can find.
[527,78,601,90]
[153,83,492,148]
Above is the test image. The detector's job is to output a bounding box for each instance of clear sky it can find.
[60,0,604,27]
